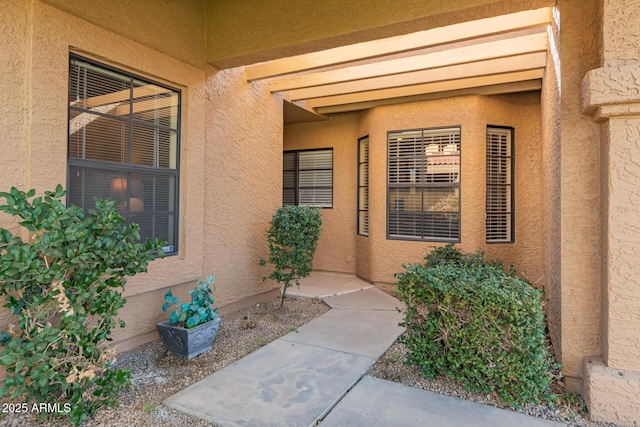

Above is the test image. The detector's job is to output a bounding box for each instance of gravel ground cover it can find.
[0,297,329,427]
[367,341,618,427]
[0,295,618,427]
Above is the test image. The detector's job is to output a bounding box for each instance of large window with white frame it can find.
[67,54,180,255]
[283,148,333,208]
[387,127,460,241]
[357,136,369,236]
[486,126,514,243]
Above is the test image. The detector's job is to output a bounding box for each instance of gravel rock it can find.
[0,296,621,426]
[0,297,329,427]
[367,341,619,427]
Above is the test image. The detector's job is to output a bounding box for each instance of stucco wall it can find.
[601,0,640,67]
[39,0,208,67]
[539,10,563,365]
[0,0,28,231]
[0,0,30,329]
[283,113,361,274]
[284,93,544,286]
[604,118,640,371]
[203,66,284,304]
[581,1,640,422]
[557,0,603,391]
[0,0,281,350]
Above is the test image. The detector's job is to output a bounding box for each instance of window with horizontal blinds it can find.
[357,136,369,236]
[486,126,514,243]
[282,148,333,208]
[387,127,460,241]
[67,55,180,254]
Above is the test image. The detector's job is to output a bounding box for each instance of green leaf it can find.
[169,311,179,323]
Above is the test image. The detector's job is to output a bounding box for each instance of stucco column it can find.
[582,63,640,425]
[579,1,640,424]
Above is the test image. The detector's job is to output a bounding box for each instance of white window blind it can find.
[486,126,513,243]
[282,149,333,208]
[358,136,369,236]
[387,127,460,241]
[68,55,180,254]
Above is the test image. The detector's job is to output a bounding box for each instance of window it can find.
[68,55,180,254]
[283,149,333,208]
[387,127,460,241]
[357,136,369,236]
[486,126,514,243]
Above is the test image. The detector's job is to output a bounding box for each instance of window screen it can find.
[68,55,180,254]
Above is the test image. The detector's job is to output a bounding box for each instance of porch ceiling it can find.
[247,7,551,116]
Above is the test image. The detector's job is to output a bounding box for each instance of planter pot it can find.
[156,317,221,360]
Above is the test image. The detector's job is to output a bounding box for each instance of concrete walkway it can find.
[166,272,561,427]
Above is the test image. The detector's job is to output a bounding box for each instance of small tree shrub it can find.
[260,206,322,306]
[0,186,163,425]
[395,244,553,406]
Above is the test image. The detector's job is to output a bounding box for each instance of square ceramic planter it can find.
[156,317,221,360]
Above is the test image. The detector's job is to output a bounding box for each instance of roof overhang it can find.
[249,7,552,119]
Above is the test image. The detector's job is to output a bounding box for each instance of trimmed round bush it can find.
[395,245,554,405]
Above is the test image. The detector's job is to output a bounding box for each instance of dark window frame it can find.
[386,126,461,242]
[486,125,515,244]
[67,54,181,255]
[282,148,333,208]
[357,136,369,236]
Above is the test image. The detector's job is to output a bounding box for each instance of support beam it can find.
[314,80,542,114]
[289,52,547,101]
[269,32,548,92]
[308,69,544,108]
[247,7,551,80]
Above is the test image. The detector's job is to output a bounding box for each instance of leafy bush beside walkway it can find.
[395,245,554,406]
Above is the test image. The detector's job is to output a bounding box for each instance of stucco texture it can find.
[285,93,544,287]
[39,0,208,67]
[203,65,283,304]
[539,13,562,366]
[604,117,640,372]
[558,0,603,390]
[3,1,640,423]
[0,0,280,350]
[0,0,30,329]
[580,0,640,423]
[206,0,554,68]
[601,0,640,67]
[284,113,361,275]
[584,357,640,425]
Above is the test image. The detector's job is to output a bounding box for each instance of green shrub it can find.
[260,206,322,306]
[0,186,163,425]
[395,244,553,405]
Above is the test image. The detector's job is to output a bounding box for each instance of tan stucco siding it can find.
[203,66,284,303]
[0,1,280,349]
[601,0,640,67]
[605,116,640,372]
[581,0,640,421]
[39,0,208,67]
[283,113,361,274]
[558,0,603,389]
[285,93,543,286]
[540,16,563,363]
[0,0,30,329]
[0,0,28,224]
